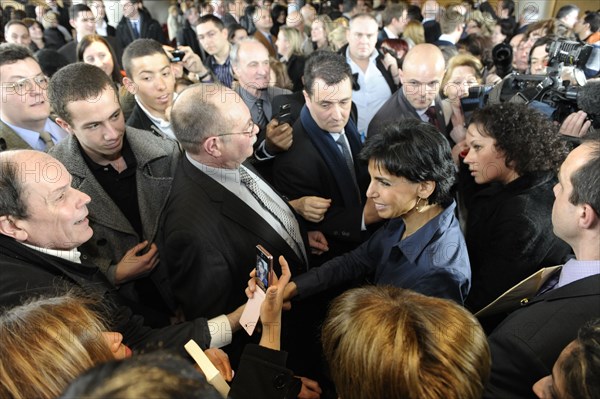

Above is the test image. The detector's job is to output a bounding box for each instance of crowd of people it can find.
[0,0,599,398]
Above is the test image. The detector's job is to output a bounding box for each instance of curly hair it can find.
[469,103,569,175]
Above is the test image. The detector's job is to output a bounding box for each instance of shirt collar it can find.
[22,242,82,264]
[79,134,136,171]
[557,258,600,288]
[1,118,68,149]
[397,201,457,263]
[134,92,177,128]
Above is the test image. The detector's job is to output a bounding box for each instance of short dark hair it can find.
[561,318,600,399]
[556,4,579,20]
[122,39,167,79]
[227,23,246,42]
[584,12,600,33]
[0,153,29,220]
[383,3,407,27]
[0,43,34,68]
[198,14,225,30]
[303,51,353,97]
[501,0,515,16]
[569,132,600,216]
[469,103,569,176]
[360,119,457,206]
[343,0,357,13]
[48,62,116,125]
[70,3,92,19]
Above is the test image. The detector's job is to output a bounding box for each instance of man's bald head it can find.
[401,44,446,111]
[171,84,234,153]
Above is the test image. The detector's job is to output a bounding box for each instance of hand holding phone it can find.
[240,245,273,335]
[255,244,273,292]
[276,103,292,125]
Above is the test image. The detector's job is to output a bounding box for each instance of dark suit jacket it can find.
[423,19,441,43]
[484,274,600,399]
[159,157,307,321]
[285,54,305,93]
[376,28,389,49]
[464,172,572,313]
[0,234,212,354]
[272,108,369,262]
[106,24,117,36]
[126,102,159,134]
[176,20,204,58]
[367,89,448,141]
[116,9,166,50]
[58,35,123,64]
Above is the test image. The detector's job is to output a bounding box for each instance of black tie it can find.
[425,106,440,130]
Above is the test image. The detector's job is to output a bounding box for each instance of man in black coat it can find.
[159,84,310,321]
[116,0,165,50]
[368,43,448,141]
[272,51,377,264]
[483,137,600,398]
[58,4,123,64]
[0,150,244,358]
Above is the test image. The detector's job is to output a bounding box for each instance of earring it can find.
[415,197,427,212]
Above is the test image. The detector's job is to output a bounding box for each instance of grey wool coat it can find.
[49,127,181,285]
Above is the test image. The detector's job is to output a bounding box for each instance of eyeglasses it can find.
[216,121,257,138]
[2,75,49,95]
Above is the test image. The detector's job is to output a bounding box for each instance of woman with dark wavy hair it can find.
[283,119,471,305]
[462,103,572,313]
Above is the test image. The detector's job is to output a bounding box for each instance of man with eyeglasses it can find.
[0,44,67,152]
[196,15,234,88]
[47,62,187,331]
[158,83,313,341]
[368,43,449,143]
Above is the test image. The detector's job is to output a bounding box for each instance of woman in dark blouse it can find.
[462,103,572,312]
[284,119,471,305]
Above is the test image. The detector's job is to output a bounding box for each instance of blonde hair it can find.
[278,26,303,57]
[322,287,491,399]
[467,10,496,37]
[328,25,349,51]
[403,20,425,45]
[0,294,114,399]
[441,53,484,94]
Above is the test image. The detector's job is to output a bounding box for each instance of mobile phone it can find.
[255,245,273,292]
[276,103,292,125]
[171,49,185,63]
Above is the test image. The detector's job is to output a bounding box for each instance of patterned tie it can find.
[425,106,440,130]
[255,99,268,129]
[39,131,54,150]
[239,167,307,264]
